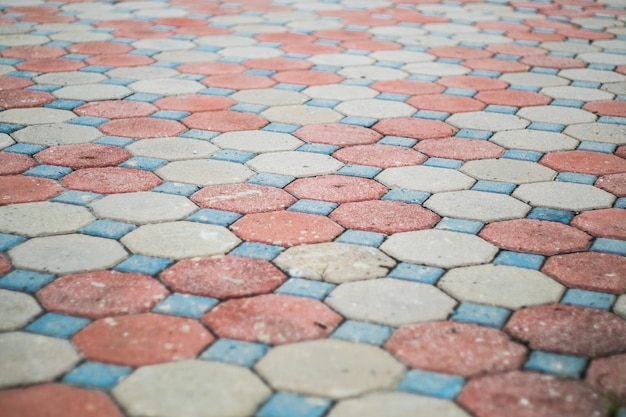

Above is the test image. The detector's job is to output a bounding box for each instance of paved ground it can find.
[0,0,625,416]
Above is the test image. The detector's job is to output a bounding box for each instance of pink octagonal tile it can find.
[243,57,312,71]
[160,255,287,299]
[542,252,626,294]
[541,150,626,175]
[231,211,343,247]
[520,55,587,69]
[154,94,234,112]
[437,75,508,91]
[373,118,457,140]
[572,208,626,240]
[330,200,440,234]
[177,62,245,76]
[0,152,36,175]
[369,80,444,96]
[16,59,85,73]
[0,76,33,90]
[407,94,485,113]
[285,175,387,203]
[415,137,504,160]
[202,294,341,345]
[475,90,551,107]
[271,70,344,86]
[333,144,427,168]
[429,46,493,60]
[67,42,133,55]
[294,123,381,146]
[586,353,626,405]
[0,90,55,108]
[61,167,163,194]
[202,74,276,90]
[72,313,214,367]
[0,254,11,276]
[1,45,67,60]
[385,322,527,377]
[35,144,131,169]
[75,100,157,119]
[100,118,186,139]
[463,58,530,73]
[183,111,267,132]
[0,175,63,206]
[596,172,626,197]
[86,54,155,68]
[584,101,626,118]
[191,183,296,214]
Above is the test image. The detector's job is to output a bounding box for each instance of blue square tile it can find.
[591,238,626,256]
[153,182,200,196]
[577,141,616,153]
[67,116,108,127]
[181,129,219,141]
[509,84,540,92]
[229,242,283,261]
[444,88,476,97]
[422,158,463,169]
[397,369,465,400]
[414,110,449,120]
[275,278,335,300]
[571,80,600,88]
[188,208,242,226]
[494,251,545,269]
[114,255,173,275]
[0,233,26,252]
[126,93,161,103]
[3,143,45,155]
[451,302,511,329]
[336,230,385,247]
[305,99,339,108]
[95,136,135,147]
[0,270,54,293]
[528,122,564,132]
[81,220,135,239]
[455,129,493,140]
[599,116,626,125]
[25,313,90,338]
[528,207,574,224]
[501,149,542,162]
[382,189,430,204]
[245,69,275,77]
[331,320,392,345]
[378,93,410,102]
[471,180,516,194]
[229,103,268,113]
[556,172,597,185]
[51,190,102,206]
[288,199,337,215]
[615,198,626,209]
[26,84,59,92]
[200,338,269,367]
[378,136,418,147]
[296,143,339,155]
[262,123,300,134]
[200,87,235,96]
[63,362,133,390]
[102,78,133,86]
[120,156,167,171]
[24,165,72,179]
[248,173,295,188]
[524,351,587,378]
[5,71,39,79]
[45,99,85,110]
[484,105,518,114]
[470,70,500,78]
[80,65,112,73]
[153,293,218,318]
[389,263,445,284]
[551,99,584,108]
[273,83,307,92]
[151,110,190,120]
[257,392,330,417]
[435,217,484,234]
[340,116,377,127]
[211,150,256,163]
[561,289,616,310]
[337,164,382,178]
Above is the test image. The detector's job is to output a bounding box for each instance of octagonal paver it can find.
[513,181,615,211]
[327,392,470,417]
[517,105,596,125]
[376,166,475,193]
[247,151,343,178]
[326,278,457,326]
[572,208,626,240]
[541,252,626,294]
[35,143,131,169]
[53,84,131,101]
[373,118,457,140]
[212,130,303,153]
[490,130,579,153]
[261,105,342,125]
[37,270,169,319]
[73,313,213,367]
[424,190,531,222]
[12,123,102,146]
[333,144,427,168]
[0,202,94,237]
[75,100,157,119]
[129,78,204,95]
[381,229,498,268]
[0,108,75,125]
[274,242,395,284]
[121,221,240,260]
[191,183,296,214]
[596,172,626,197]
[203,294,341,345]
[113,360,271,417]
[125,137,218,161]
[541,150,626,175]
[446,111,530,131]
[460,159,556,184]
[0,289,42,331]
[294,123,381,146]
[0,152,36,175]
[255,339,405,399]
[438,264,565,310]
[386,322,527,377]
[0,332,80,389]
[285,175,387,203]
[586,353,626,405]
[9,234,127,274]
[160,255,286,298]
[505,304,626,358]
[156,160,255,186]
[230,88,308,106]
[91,191,197,225]
[335,99,416,119]
[302,84,378,101]
[563,122,626,145]
[414,138,504,161]
[62,167,163,194]
[0,176,63,206]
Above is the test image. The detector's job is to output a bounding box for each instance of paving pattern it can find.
[0,0,625,416]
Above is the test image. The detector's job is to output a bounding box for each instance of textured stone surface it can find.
[327,392,470,417]
[513,181,616,211]
[0,289,42,331]
[460,159,556,184]
[0,202,94,237]
[191,183,296,214]
[91,192,197,224]
[542,252,626,294]
[425,190,531,222]
[156,160,255,186]
[376,166,475,193]
[247,151,343,178]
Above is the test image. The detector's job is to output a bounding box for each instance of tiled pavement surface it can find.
[0,0,625,416]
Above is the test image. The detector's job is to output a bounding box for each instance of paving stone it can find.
[129,78,205,96]
[261,104,343,125]
[213,130,303,153]
[326,278,456,326]
[541,86,614,102]
[156,160,254,186]
[73,313,213,367]
[274,242,394,284]
[376,166,474,193]
[513,181,615,211]
[596,172,626,197]
[231,88,308,106]
[0,175,63,206]
[285,175,387,203]
[374,118,457,140]
[0,384,123,417]
[480,219,591,256]
[34,71,107,86]
[560,68,625,84]
[0,153,36,176]
[490,130,579,152]
[91,191,197,224]
[100,118,187,139]
[161,255,286,299]
[183,110,268,132]
[203,73,276,90]
[327,392,469,417]
[381,229,497,268]
[386,321,527,377]
[191,183,295,214]
[37,270,169,319]
[542,252,626,294]
[154,95,233,112]
[62,167,163,194]
[415,138,504,161]
[0,289,42,331]
[126,137,218,160]
[447,111,530,132]
[438,264,565,310]
[335,99,416,119]
[564,122,626,145]
[302,84,378,101]
[424,190,530,222]
[106,66,179,80]
[572,208,626,240]
[113,360,271,417]
[255,339,405,399]
[247,151,343,178]
[121,221,240,260]
[333,144,426,168]
[339,65,409,81]
[0,332,80,389]
[294,123,381,146]
[12,123,102,146]
[36,144,131,168]
[53,84,131,101]
[517,105,597,125]
[0,201,94,237]
[458,371,608,417]
[461,159,556,184]
[586,353,626,405]
[542,150,626,176]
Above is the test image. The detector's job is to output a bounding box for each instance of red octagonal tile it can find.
[75,100,157,119]
[479,219,591,255]
[504,304,626,358]
[183,111,267,132]
[16,58,85,73]
[243,57,312,71]
[153,94,234,112]
[572,208,626,240]
[35,144,131,169]
[0,90,55,108]
[72,313,214,367]
[330,200,440,234]
[294,123,381,146]
[463,58,530,73]
[1,45,66,60]
[429,46,493,60]
[415,137,504,160]
[0,175,63,206]
[100,118,186,139]
[333,144,427,168]
[160,255,287,299]
[67,42,133,55]
[596,172,626,197]
[475,89,551,107]
[191,183,296,214]
[584,100,626,118]
[285,175,387,203]
[61,167,163,194]
[86,54,154,67]
[407,94,485,113]
[37,270,169,319]
[385,322,527,377]
[176,62,245,76]
[0,152,36,175]
[521,55,587,69]
[0,254,11,276]
[0,384,123,417]
[542,252,626,294]
[370,79,445,96]
[271,70,344,86]
[231,210,343,247]
[202,294,341,345]
[202,73,276,90]
[0,76,33,90]
[586,353,626,404]
[437,75,508,91]
[541,150,626,175]
[373,118,457,140]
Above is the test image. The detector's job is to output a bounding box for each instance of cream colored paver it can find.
[438,264,566,310]
[541,86,614,102]
[34,72,107,86]
[559,68,626,84]
[403,62,470,77]
[156,160,255,186]
[106,67,178,80]
[327,392,470,417]
[132,39,195,51]
[91,192,198,225]
[213,131,303,153]
[460,159,556,184]
[447,111,529,131]
[53,84,131,102]
[0,34,48,46]
[12,123,102,146]
[0,202,94,237]
[129,79,205,96]
[517,106,596,125]
[564,123,626,145]
[0,109,75,125]
[370,50,435,63]
[51,31,111,42]
[339,66,409,81]
[425,190,531,222]
[195,35,257,47]
[0,290,42,332]
[247,151,343,177]
[513,182,616,211]
[219,46,283,59]
[499,73,569,87]
[376,166,475,193]
[152,50,219,63]
[0,133,14,149]
[231,88,308,106]
[335,99,416,119]
[325,278,457,326]
[255,339,406,399]
[126,137,218,161]
[490,130,578,152]
[381,229,498,268]
[261,105,343,125]
[309,54,374,67]
[302,85,378,101]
